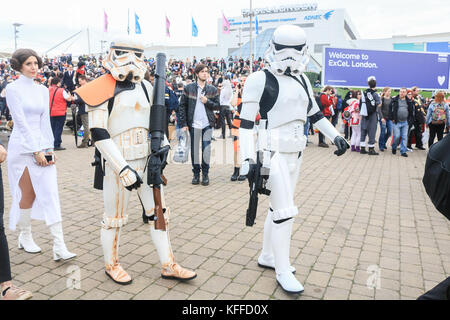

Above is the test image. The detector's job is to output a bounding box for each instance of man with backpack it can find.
[360,77,381,155]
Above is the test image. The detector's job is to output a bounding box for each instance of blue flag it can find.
[192,17,198,37]
[135,13,141,34]
[255,15,259,35]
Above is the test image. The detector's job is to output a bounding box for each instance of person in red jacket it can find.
[48,77,72,150]
[318,86,334,147]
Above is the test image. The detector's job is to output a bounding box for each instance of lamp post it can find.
[13,23,23,51]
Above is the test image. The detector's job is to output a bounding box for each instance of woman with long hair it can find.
[426,91,450,147]
[5,49,76,261]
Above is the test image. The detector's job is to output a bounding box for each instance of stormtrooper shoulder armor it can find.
[242,71,267,104]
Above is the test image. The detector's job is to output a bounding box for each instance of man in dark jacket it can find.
[407,86,426,150]
[62,64,75,92]
[389,87,414,157]
[179,64,220,186]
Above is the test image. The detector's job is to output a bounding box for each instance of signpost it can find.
[322,47,450,90]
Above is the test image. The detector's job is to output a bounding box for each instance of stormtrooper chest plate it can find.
[107,85,151,137]
[266,75,309,130]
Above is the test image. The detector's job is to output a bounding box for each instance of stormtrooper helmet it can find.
[103,37,147,83]
[264,25,309,76]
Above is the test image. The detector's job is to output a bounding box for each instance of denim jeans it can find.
[50,115,67,148]
[0,166,12,283]
[304,118,310,139]
[392,121,409,154]
[378,119,393,150]
[189,126,212,176]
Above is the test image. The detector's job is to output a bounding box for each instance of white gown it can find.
[5,75,62,231]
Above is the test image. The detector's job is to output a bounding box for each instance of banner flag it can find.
[135,13,141,34]
[192,17,198,37]
[222,12,230,34]
[166,15,170,37]
[104,10,108,33]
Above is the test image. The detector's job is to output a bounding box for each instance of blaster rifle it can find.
[146,52,169,231]
[246,151,271,227]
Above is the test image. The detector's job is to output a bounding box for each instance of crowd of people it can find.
[312,80,450,157]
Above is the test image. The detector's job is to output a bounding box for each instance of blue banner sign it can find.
[322,47,450,90]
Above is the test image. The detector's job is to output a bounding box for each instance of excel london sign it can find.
[242,3,318,17]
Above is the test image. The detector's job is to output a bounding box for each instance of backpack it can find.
[364,90,377,115]
[431,103,446,124]
[315,93,325,111]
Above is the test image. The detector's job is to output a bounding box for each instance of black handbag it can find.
[422,134,450,220]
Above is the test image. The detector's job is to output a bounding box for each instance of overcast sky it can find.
[0,0,448,56]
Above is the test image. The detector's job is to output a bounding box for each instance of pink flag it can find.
[166,15,170,37]
[222,12,230,34]
[104,10,108,33]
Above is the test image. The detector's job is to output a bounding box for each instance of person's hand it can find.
[381,118,386,124]
[200,95,208,104]
[334,136,350,156]
[182,126,189,132]
[119,165,143,191]
[34,152,48,167]
[0,145,7,163]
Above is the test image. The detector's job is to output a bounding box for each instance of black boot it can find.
[360,147,368,154]
[368,147,379,156]
[231,167,239,181]
[201,174,209,186]
[192,175,200,185]
[237,175,246,181]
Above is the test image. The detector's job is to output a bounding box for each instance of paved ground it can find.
[2,129,449,300]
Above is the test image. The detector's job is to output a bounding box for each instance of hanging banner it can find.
[322,47,450,90]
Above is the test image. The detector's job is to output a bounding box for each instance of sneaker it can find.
[1,285,32,300]
[54,147,66,151]
[406,148,413,152]
[401,153,408,157]
[318,142,329,148]
[416,146,426,150]
[392,149,397,155]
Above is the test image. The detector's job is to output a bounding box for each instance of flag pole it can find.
[190,14,193,61]
[127,8,130,35]
[249,0,253,74]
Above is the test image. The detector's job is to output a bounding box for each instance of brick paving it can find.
[2,129,450,300]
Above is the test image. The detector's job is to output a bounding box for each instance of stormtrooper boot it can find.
[49,222,77,261]
[150,211,196,281]
[271,219,304,294]
[17,209,41,253]
[101,227,132,285]
[258,211,296,273]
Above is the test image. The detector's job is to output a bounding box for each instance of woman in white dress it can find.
[5,49,76,261]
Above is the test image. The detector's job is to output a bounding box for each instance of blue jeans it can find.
[304,118,310,139]
[50,115,66,148]
[378,119,393,150]
[392,121,408,154]
[189,126,212,176]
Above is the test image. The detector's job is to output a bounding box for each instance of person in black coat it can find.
[179,63,220,186]
[61,64,75,93]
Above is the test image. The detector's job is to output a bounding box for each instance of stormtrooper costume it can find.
[239,25,349,293]
[75,38,196,285]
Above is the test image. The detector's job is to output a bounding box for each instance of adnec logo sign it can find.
[304,10,334,21]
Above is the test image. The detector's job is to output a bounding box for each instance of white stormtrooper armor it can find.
[78,37,196,285]
[239,25,348,294]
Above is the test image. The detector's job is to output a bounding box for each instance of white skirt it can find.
[7,146,62,231]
